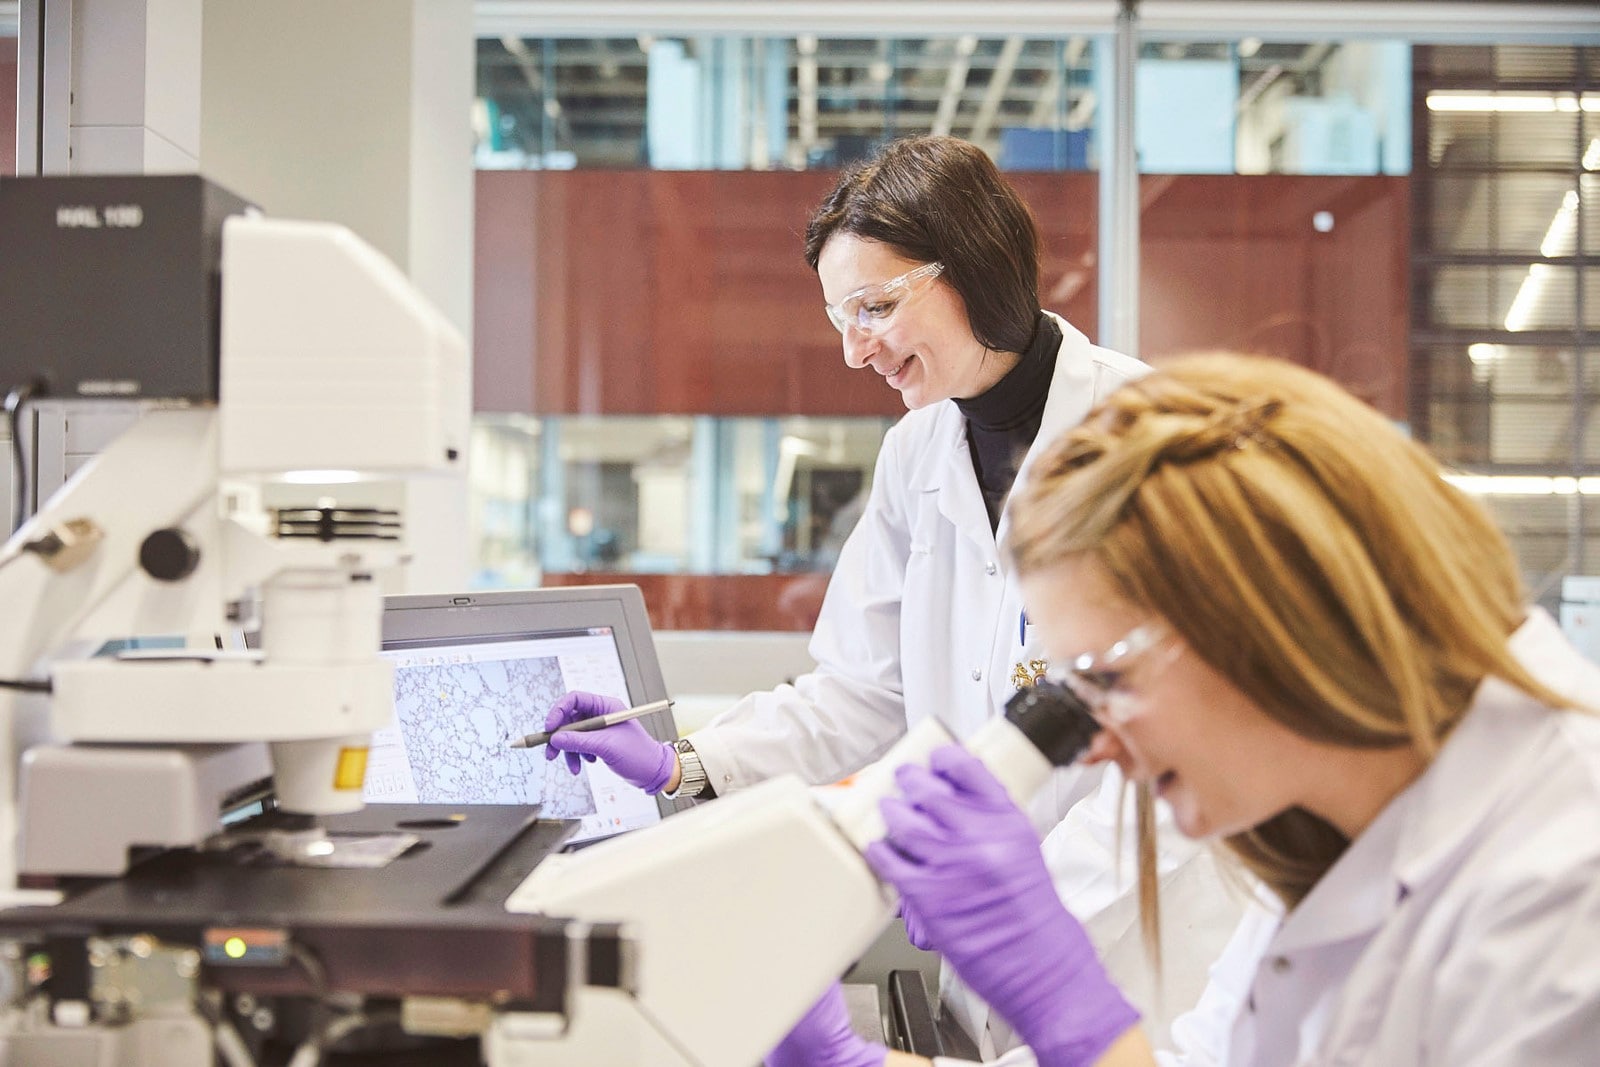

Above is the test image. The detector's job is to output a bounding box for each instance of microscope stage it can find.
[0,805,583,1004]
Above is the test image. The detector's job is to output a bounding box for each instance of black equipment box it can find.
[0,174,255,402]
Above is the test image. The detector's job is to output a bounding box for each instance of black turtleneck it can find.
[954,312,1062,534]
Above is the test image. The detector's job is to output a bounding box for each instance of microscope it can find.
[0,174,1101,1067]
[0,174,467,875]
[481,681,1098,1066]
[0,174,605,1065]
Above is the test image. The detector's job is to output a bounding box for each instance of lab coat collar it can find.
[911,312,1102,496]
[1268,768,1414,955]
[1017,313,1110,486]
[1392,609,1572,893]
[1269,609,1567,955]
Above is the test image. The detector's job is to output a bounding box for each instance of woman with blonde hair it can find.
[772,352,1600,1065]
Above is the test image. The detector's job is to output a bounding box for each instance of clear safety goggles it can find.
[1048,621,1182,727]
[823,261,945,336]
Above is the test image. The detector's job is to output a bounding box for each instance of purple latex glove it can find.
[765,981,887,1067]
[897,896,934,951]
[542,691,676,795]
[865,745,1140,1067]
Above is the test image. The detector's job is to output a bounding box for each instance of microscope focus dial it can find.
[139,527,201,582]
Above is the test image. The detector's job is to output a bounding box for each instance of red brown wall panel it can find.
[474,169,1406,419]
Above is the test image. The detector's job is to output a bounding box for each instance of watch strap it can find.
[662,737,708,799]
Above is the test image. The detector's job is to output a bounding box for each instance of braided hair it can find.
[1008,352,1565,907]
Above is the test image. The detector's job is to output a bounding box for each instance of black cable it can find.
[5,380,46,535]
[0,678,51,693]
[287,941,330,999]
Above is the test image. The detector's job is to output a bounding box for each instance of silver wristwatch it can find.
[663,738,708,799]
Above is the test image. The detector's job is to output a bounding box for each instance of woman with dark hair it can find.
[543,136,1234,1057]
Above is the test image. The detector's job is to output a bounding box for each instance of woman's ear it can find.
[1084,728,1128,768]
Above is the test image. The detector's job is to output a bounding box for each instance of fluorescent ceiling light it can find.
[1504,139,1598,332]
[1539,189,1581,258]
[279,470,363,484]
[1446,474,1600,496]
[1504,264,1553,332]
[1427,92,1600,113]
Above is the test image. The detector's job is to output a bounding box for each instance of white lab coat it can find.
[689,315,1242,1058]
[688,314,1144,798]
[1155,607,1600,1066]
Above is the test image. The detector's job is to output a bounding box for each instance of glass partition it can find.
[1414,45,1600,599]
[469,24,1600,628]
[475,34,1101,171]
[1135,39,1413,423]
[469,413,892,589]
[1135,39,1410,176]
[471,30,1106,628]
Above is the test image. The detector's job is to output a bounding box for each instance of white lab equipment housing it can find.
[0,199,468,879]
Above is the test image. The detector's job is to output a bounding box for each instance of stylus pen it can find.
[507,698,675,749]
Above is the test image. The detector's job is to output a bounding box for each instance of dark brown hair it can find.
[804,136,1041,356]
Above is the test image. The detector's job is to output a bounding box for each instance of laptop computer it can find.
[373,585,692,845]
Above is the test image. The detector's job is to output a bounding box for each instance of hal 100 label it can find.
[55,203,145,228]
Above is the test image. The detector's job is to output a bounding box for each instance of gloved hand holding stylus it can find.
[865,744,1141,1067]
[543,691,677,795]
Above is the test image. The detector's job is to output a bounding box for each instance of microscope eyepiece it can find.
[1003,681,1101,767]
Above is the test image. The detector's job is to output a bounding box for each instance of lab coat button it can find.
[985,561,998,575]
[1270,955,1291,974]
[970,668,983,681]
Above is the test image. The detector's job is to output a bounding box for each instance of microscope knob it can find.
[140,528,201,581]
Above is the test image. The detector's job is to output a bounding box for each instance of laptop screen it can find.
[373,586,689,844]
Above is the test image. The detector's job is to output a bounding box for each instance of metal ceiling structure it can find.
[475,35,1349,168]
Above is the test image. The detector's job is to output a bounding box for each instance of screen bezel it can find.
[376,584,693,823]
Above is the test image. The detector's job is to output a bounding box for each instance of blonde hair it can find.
[1008,352,1567,908]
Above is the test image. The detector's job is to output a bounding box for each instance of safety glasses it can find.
[1050,621,1182,727]
[823,261,945,335]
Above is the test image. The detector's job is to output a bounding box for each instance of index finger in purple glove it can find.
[864,838,932,894]
[878,795,955,862]
[926,743,1015,808]
[542,691,625,773]
[544,728,614,760]
[891,761,969,827]
[543,690,626,731]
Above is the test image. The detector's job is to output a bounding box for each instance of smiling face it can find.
[816,233,1019,410]
[1021,555,1329,841]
